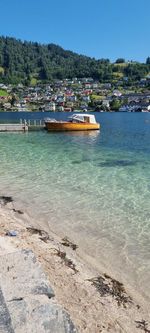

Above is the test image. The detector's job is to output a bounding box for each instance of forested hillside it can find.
[0,36,149,84]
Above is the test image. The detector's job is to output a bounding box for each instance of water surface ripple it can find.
[0,112,150,299]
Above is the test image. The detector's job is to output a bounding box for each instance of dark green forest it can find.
[0,36,149,85]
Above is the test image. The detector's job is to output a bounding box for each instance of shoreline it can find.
[0,197,150,332]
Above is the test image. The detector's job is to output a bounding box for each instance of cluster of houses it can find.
[0,76,150,112]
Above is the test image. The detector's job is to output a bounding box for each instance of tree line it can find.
[0,36,149,85]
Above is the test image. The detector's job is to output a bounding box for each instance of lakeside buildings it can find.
[0,76,150,112]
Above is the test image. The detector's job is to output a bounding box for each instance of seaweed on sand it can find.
[0,195,24,214]
[27,227,50,243]
[61,237,78,251]
[53,249,78,273]
[135,320,150,333]
[12,208,24,214]
[98,159,136,168]
[87,274,132,307]
[0,196,13,205]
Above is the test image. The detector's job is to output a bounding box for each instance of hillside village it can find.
[0,37,150,112]
[0,75,150,113]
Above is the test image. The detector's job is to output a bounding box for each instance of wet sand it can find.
[0,198,150,333]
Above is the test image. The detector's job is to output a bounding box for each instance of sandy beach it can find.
[0,197,150,333]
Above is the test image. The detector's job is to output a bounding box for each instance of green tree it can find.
[10,94,18,106]
[110,98,121,111]
[115,58,125,64]
[146,57,150,65]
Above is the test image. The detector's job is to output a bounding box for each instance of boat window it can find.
[84,116,90,123]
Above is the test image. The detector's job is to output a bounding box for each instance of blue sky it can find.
[1,0,150,62]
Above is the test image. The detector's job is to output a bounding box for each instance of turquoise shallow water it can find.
[0,112,150,299]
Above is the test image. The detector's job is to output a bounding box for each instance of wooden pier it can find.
[0,119,45,132]
[0,123,28,132]
[25,119,45,131]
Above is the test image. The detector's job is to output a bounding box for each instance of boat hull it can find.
[45,121,100,131]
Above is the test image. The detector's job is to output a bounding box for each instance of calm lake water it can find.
[0,111,150,300]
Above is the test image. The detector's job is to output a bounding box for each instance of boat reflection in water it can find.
[62,129,100,147]
[63,129,100,138]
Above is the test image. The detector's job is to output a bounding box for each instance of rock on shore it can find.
[0,240,78,333]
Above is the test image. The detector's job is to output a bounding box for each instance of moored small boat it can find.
[45,114,100,131]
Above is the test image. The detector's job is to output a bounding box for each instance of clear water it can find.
[0,112,150,299]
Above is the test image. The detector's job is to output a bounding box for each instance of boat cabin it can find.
[69,114,97,124]
[45,113,100,131]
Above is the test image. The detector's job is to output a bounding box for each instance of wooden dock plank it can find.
[0,124,28,132]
